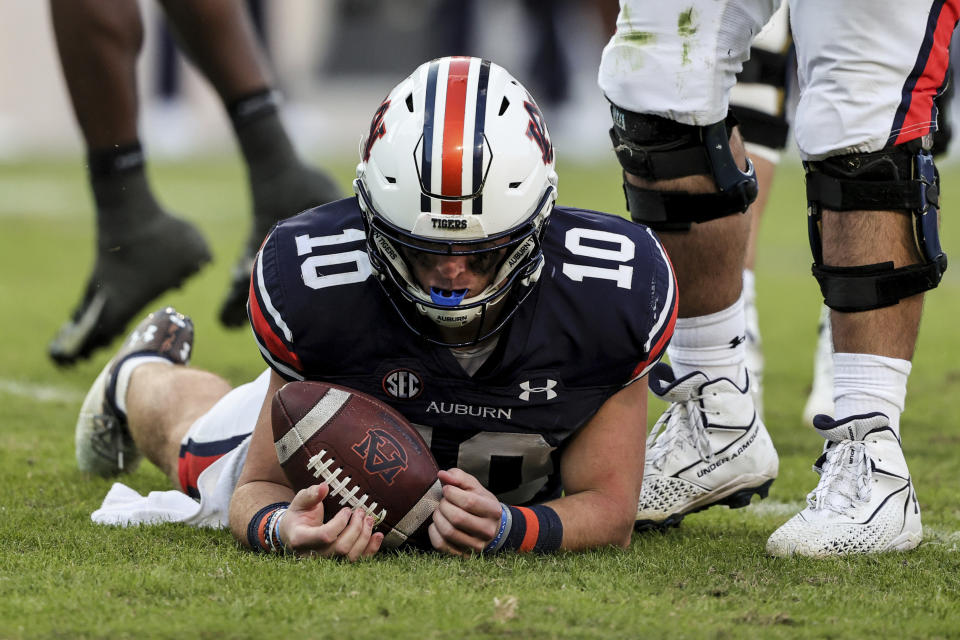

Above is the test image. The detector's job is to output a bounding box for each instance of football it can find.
[271,380,441,549]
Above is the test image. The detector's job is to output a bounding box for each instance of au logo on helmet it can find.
[352,428,409,485]
[362,99,391,161]
[524,101,553,164]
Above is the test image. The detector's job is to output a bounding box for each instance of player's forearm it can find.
[546,489,636,551]
[228,480,296,549]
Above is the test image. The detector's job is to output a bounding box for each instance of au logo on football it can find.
[351,428,409,485]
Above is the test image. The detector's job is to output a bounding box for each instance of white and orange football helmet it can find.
[355,56,558,346]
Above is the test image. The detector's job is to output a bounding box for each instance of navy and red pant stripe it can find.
[177,433,250,499]
[890,0,960,146]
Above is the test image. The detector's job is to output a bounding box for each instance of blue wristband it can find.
[500,504,563,553]
[483,503,512,553]
[246,501,290,553]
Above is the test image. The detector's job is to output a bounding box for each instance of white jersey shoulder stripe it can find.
[643,226,676,354]
[255,237,295,343]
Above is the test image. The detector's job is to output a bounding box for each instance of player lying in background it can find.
[75,57,678,559]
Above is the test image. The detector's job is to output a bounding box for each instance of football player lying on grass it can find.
[76,57,676,560]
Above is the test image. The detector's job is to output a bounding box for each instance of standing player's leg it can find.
[157,0,342,328]
[730,3,793,420]
[802,67,955,426]
[767,0,955,556]
[48,0,212,366]
[599,0,781,530]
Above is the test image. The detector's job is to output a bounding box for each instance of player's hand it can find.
[429,468,502,556]
[280,483,384,561]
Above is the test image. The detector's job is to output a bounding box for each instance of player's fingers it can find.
[362,531,385,558]
[328,508,367,558]
[428,521,464,556]
[438,468,482,491]
[289,505,350,552]
[431,503,485,554]
[436,497,498,544]
[290,483,329,514]
[440,483,501,519]
[344,514,377,563]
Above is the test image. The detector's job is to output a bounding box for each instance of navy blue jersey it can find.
[250,197,676,504]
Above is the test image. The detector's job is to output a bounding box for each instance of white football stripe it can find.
[382,478,444,549]
[275,387,351,464]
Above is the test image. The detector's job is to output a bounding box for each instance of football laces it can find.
[307,450,388,525]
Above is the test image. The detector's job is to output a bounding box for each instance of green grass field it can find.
[1,155,959,639]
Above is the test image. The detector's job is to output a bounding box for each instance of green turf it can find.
[1,155,959,639]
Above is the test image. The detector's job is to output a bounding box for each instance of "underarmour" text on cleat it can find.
[766,412,921,557]
[75,307,194,477]
[49,214,209,365]
[636,363,779,530]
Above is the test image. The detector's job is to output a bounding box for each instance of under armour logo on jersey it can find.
[519,379,558,401]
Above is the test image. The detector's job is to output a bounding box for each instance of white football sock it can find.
[114,355,171,418]
[742,268,762,361]
[742,269,756,306]
[833,352,911,436]
[667,296,747,387]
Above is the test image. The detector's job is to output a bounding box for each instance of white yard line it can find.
[742,499,806,518]
[0,177,80,219]
[0,379,83,404]
[922,526,960,550]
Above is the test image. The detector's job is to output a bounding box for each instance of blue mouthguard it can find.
[429,287,468,306]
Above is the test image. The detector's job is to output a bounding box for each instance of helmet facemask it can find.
[357,179,553,347]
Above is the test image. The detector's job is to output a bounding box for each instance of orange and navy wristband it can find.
[246,502,290,553]
[485,503,563,553]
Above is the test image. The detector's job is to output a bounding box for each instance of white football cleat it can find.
[802,305,834,426]
[766,412,922,557]
[76,307,194,476]
[636,363,779,530]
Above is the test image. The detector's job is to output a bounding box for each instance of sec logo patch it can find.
[383,369,423,399]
